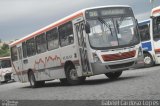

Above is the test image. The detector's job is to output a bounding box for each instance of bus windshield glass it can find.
[153,16,160,40]
[0,60,11,68]
[85,7,139,49]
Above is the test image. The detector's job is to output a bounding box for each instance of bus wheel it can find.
[60,78,67,85]
[144,53,154,67]
[105,71,122,80]
[65,66,85,85]
[28,71,44,88]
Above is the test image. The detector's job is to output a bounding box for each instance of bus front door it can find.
[73,18,92,76]
[17,46,24,82]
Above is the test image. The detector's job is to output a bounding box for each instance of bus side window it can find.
[46,28,59,50]
[35,33,47,54]
[11,46,18,61]
[1,60,11,68]
[59,21,74,47]
[22,42,27,58]
[139,25,150,41]
[26,38,36,57]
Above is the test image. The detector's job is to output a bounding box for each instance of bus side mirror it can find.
[85,22,90,34]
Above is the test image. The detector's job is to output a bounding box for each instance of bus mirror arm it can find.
[85,22,91,34]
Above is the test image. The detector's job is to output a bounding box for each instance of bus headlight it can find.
[155,49,160,54]
[92,53,100,62]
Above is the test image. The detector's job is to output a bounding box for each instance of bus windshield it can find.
[86,8,139,49]
[0,60,11,68]
[153,16,160,40]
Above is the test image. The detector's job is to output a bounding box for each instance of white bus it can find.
[10,5,143,88]
[0,57,13,83]
[151,6,160,64]
[138,20,154,67]
[140,6,160,67]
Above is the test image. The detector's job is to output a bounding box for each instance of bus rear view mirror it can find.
[85,22,91,34]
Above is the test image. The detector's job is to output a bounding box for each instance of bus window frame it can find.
[26,38,36,57]
[35,33,47,54]
[46,28,59,51]
[11,46,18,61]
[22,42,27,58]
[139,24,150,42]
[58,21,74,47]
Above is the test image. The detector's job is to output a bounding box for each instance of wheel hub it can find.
[69,69,78,80]
[144,56,151,64]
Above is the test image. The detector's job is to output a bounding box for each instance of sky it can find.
[0,0,160,41]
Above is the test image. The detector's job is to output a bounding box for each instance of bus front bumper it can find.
[91,56,144,75]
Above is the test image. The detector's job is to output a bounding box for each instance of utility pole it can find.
[150,0,156,9]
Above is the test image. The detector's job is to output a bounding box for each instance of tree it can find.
[1,43,9,50]
[0,43,10,57]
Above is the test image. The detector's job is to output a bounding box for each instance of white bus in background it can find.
[145,6,160,66]
[138,8,160,67]
[138,20,154,67]
[10,5,143,88]
[0,57,13,83]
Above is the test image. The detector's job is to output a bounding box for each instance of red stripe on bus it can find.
[155,48,160,53]
[101,50,136,61]
[12,54,79,77]
[10,12,83,47]
[34,55,62,69]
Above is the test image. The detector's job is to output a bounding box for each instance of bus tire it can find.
[65,65,85,85]
[105,71,122,80]
[28,71,44,88]
[60,78,67,85]
[143,53,154,67]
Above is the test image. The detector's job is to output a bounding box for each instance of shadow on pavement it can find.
[22,75,143,89]
[82,75,143,86]
[0,80,15,86]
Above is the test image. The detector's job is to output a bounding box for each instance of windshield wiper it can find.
[97,17,113,36]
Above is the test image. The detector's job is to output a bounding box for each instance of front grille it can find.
[4,73,12,81]
[102,50,136,61]
[108,62,134,69]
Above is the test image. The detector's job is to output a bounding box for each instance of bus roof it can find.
[138,19,150,26]
[152,6,160,16]
[0,57,10,60]
[10,5,130,47]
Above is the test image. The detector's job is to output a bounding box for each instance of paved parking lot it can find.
[0,66,160,100]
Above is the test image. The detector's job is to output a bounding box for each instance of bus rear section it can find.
[10,6,144,87]
[0,57,13,83]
